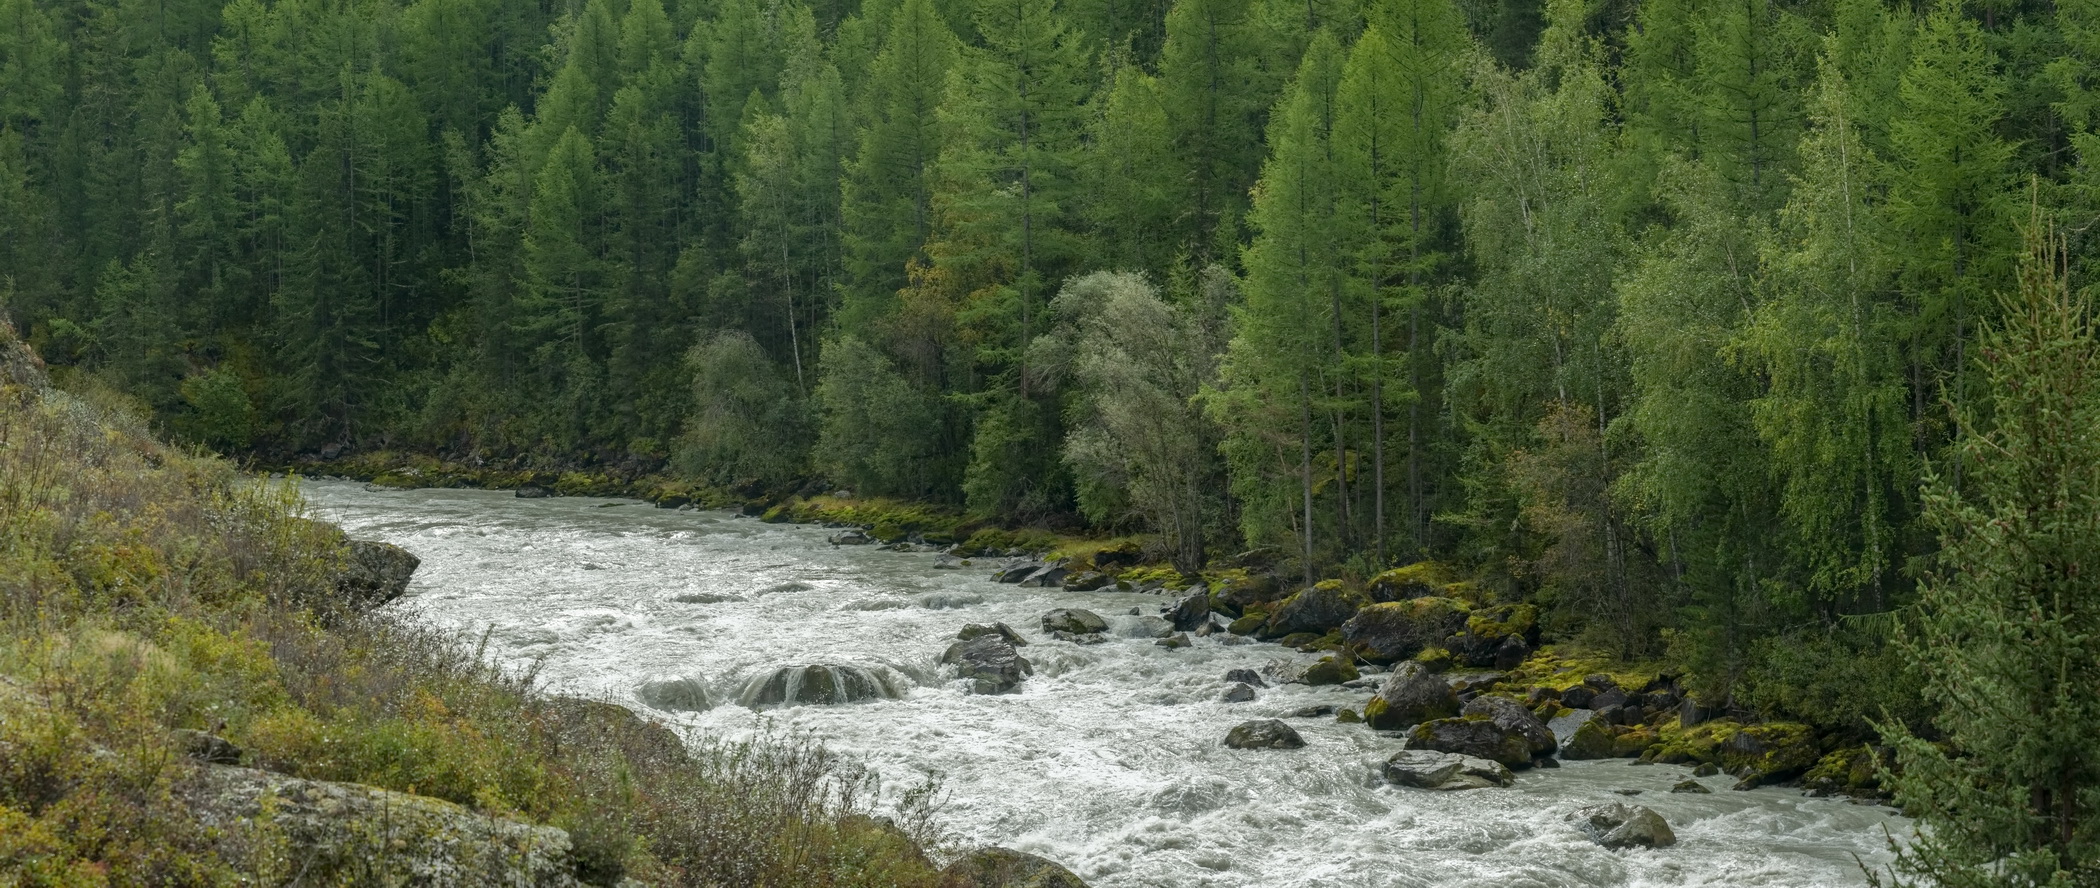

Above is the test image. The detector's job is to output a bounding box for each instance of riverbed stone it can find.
[1224,719,1306,750]
[1364,661,1459,730]
[937,847,1090,888]
[1041,608,1109,635]
[1167,592,1212,632]
[1303,656,1359,686]
[1061,570,1110,591]
[1381,750,1514,790]
[1223,668,1267,688]
[1559,713,1618,760]
[829,529,874,545]
[634,676,713,712]
[1260,581,1371,640]
[1462,695,1557,759]
[1221,683,1258,703]
[1568,802,1676,849]
[958,622,1028,647]
[1339,598,1470,664]
[1156,632,1192,649]
[1409,716,1534,768]
[940,636,1033,694]
[993,561,1044,583]
[1671,779,1712,794]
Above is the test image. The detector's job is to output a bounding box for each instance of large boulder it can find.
[1446,604,1540,669]
[1017,565,1069,588]
[1554,710,1617,760]
[634,676,713,712]
[1223,719,1306,750]
[1062,571,1111,592]
[1041,608,1109,636]
[1718,723,1822,789]
[1302,656,1359,686]
[1461,695,1556,759]
[992,561,1044,583]
[1363,661,1459,730]
[1408,716,1535,768]
[336,540,420,608]
[1567,802,1676,850]
[1210,575,1280,617]
[938,847,1089,888]
[740,665,901,707]
[185,764,592,886]
[1381,750,1514,790]
[941,636,1033,695]
[1260,581,1370,640]
[1220,683,1258,703]
[1340,598,1469,664]
[1167,592,1212,632]
[958,622,1029,647]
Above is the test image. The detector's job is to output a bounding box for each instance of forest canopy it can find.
[2,0,2099,723]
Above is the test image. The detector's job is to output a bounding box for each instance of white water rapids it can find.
[304,481,1904,887]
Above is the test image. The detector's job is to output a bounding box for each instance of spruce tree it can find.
[838,0,959,328]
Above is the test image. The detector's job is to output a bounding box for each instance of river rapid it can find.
[303,481,1903,888]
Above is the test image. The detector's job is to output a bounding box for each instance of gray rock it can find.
[1286,705,1336,718]
[1560,685,1598,708]
[1222,668,1268,688]
[1041,608,1109,635]
[1127,615,1176,638]
[1224,719,1306,750]
[1167,593,1212,632]
[1408,716,1535,768]
[1381,749,1515,790]
[1260,583,1367,639]
[1221,683,1258,703]
[635,676,713,712]
[935,554,966,570]
[958,622,1029,647]
[938,847,1090,887]
[1156,633,1192,649]
[1050,630,1108,645]
[1062,570,1111,591]
[829,529,874,545]
[185,764,589,886]
[514,485,553,498]
[1567,802,1676,849]
[336,539,420,609]
[941,636,1033,695]
[740,665,899,706]
[1365,661,1459,730]
[1671,779,1713,794]
[1462,695,1557,758]
[993,561,1043,583]
[1557,710,1617,760]
[1340,599,1469,663]
[1017,565,1070,588]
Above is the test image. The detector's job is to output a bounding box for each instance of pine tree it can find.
[1875,214,2100,888]
[1081,63,1179,273]
[1157,0,1273,262]
[838,0,959,328]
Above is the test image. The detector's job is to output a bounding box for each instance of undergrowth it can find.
[0,322,947,886]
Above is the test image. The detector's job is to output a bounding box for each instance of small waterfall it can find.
[737,664,905,708]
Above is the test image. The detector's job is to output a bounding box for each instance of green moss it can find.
[1362,696,1389,725]
[1413,647,1453,671]
[1303,656,1359,686]
[1503,644,1666,693]
[1336,708,1363,724]
[1465,603,1538,641]
[1803,745,1885,798]
[1368,561,1462,597]
[1279,632,1322,648]
[1612,727,1660,757]
[1228,612,1268,635]
[870,522,907,543]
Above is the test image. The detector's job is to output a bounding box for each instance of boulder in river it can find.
[829,529,874,545]
[1339,598,1469,664]
[1259,580,1370,640]
[514,484,553,498]
[1062,570,1110,591]
[1381,749,1514,790]
[1224,719,1306,750]
[1017,565,1069,588]
[336,539,420,609]
[1671,779,1713,794]
[1567,802,1676,849]
[1364,661,1459,730]
[1303,656,1359,686]
[1556,711,1617,760]
[958,622,1029,647]
[1222,668,1267,688]
[1167,592,1211,632]
[992,561,1043,583]
[1221,683,1258,703]
[635,676,713,712]
[941,635,1033,694]
[937,847,1090,888]
[1156,633,1192,649]
[739,664,901,707]
[1041,608,1109,635]
[1408,716,1535,769]
[1461,695,1557,759]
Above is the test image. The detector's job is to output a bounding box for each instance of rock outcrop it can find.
[1259,581,1369,640]
[941,636,1033,694]
[336,540,420,608]
[1363,662,1459,730]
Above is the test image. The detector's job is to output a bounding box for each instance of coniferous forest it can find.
[5,0,2100,875]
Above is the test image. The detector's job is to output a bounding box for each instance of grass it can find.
[0,323,950,887]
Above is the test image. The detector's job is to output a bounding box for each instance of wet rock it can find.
[1557,712,1617,760]
[1340,598,1469,664]
[1612,789,1643,795]
[1050,630,1108,645]
[1408,716,1535,768]
[1462,695,1557,759]
[1286,704,1336,718]
[935,554,967,570]
[958,622,1029,647]
[634,676,713,712]
[1381,749,1514,790]
[1227,613,1267,635]
[186,765,588,886]
[1336,708,1363,724]
[1445,604,1541,669]
[1221,683,1258,703]
[1364,661,1459,730]
[1260,581,1371,640]
[941,636,1033,695]
[1366,562,1460,602]
[742,664,901,706]
[1017,565,1070,588]
[1803,745,1886,799]
[937,847,1089,888]
[336,540,420,609]
[173,728,242,765]
[1693,762,1720,777]
[1224,719,1306,750]
[1040,608,1109,635]
[1127,615,1177,638]
[1062,570,1110,592]
[1167,592,1212,632]
[1671,779,1712,794]
[1156,633,1192,649]
[1303,656,1359,686]
[1722,723,1822,789]
[1567,802,1676,850]
[514,484,553,498]
[1559,685,1598,709]
[993,561,1044,583]
[1211,575,1280,617]
[1223,668,1267,688]
[829,529,875,545]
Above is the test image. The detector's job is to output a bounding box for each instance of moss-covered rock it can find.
[1227,611,1268,636]
[1611,726,1660,758]
[1259,580,1371,640]
[1303,656,1359,686]
[1642,718,1821,788]
[1364,661,1459,730]
[938,847,1089,888]
[1802,745,1886,799]
[1339,597,1469,664]
[1449,604,1539,669]
[1409,715,1535,768]
[1560,716,1617,760]
[1367,561,1463,602]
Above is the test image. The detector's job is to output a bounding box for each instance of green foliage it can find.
[814,335,947,498]
[677,330,809,484]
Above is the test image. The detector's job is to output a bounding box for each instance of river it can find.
[303,480,1904,888]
